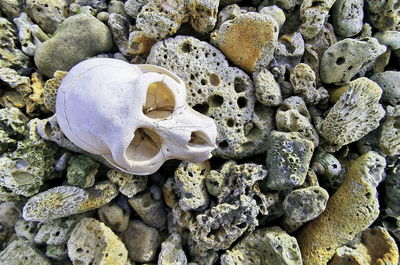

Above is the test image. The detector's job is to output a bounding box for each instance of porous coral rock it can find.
[274,32,305,69]
[67,155,99,188]
[0,0,22,19]
[331,0,364,37]
[191,162,271,250]
[68,217,128,265]
[147,36,274,159]
[42,70,67,113]
[379,106,400,156]
[264,131,314,190]
[365,0,400,31]
[374,31,400,51]
[108,13,131,57]
[26,0,68,33]
[299,0,336,39]
[329,227,399,265]
[220,226,302,265]
[290,63,320,104]
[370,71,400,106]
[15,219,38,243]
[253,68,282,107]
[297,152,386,265]
[128,191,166,228]
[98,203,130,232]
[34,14,113,77]
[259,5,286,28]
[124,0,147,19]
[384,157,400,217]
[0,17,30,70]
[0,107,29,153]
[45,244,68,261]
[211,12,279,73]
[320,37,386,84]
[158,233,187,265]
[22,181,118,222]
[107,169,147,198]
[320,78,385,152]
[174,161,210,211]
[0,202,20,229]
[0,239,51,265]
[120,220,161,263]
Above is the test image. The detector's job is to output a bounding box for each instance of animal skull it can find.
[56,58,217,175]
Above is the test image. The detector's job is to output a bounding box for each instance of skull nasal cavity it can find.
[126,128,162,162]
[143,81,175,119]
[188,131,211,147]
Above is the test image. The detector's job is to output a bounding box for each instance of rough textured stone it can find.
[320,78,385,152]
[0,0,22,19]
[120,220,161,263]
[0,202,20,229]
[174,161,210,211]
[43,70,67,113]
[26,0,68,33]
[380,106,400,156]
[297,152,386,265]
[264,131,314,190]
[221,226,302,265]
[0,105,29,154]
[375,31,400,51]
[128,191,166,228]
[98,203,130,232]
[68,217,128,265]
[45,244,68,261]
[276,96,319,147]
[107,169,147,198]
[320,37,386,84]
[331,0,363,37]
[385,157,400,217]
[124,0,147,19]
[330,227,399,265]
[366,0,400,31]
[34,14,113,77]
[299,0,336,39]
[0,239,51,265]
[259,5,286,28]
[253,68,282,107]
[67,155,99,188]
[211,12,279,73]
[370,71,400,106]
[290,63,321,104]
[22,182,118,222]
[15,219,38,243]
[147,36,274,159]
[158,233,187,265]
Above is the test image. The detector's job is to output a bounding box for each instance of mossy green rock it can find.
[34,14,113,77]
[67,155,99,188]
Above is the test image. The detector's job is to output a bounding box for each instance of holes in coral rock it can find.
[201,79,207,85]
[126,128,162,162]
[237,97,247,108]
[44,121,53,137]
[181,42,192,53]
[143,81,175,119]
[234,77,247,93]
[336,57,345,65]
[227,119,234,127]
[219,140,229,149]
[193,102,209,114]
[209,73,220,86]
[209,95,224,107]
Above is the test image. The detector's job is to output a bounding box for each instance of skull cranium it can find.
[56,58,217,175]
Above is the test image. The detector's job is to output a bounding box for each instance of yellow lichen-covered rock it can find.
[321,78,385,152]
[43,70,67,113]
[297,152,386,265]
[211,12,279,73]
[22,181,118,222]
[329,227,399,265]
[68,217,128,265]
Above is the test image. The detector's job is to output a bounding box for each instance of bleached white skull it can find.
[56,58,217,175]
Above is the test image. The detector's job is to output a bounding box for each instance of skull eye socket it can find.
[143,81,175,119]
[126,128,162,161]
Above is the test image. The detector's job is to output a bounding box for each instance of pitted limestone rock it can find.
[276,96,319,147]
[380,106,400,156]
[15,219,38,243]
[297,152,386,265]
[120,220,161,263]
[215,4,242,28]
[211,12,279,73]
[299,0,336,39]
[253,68,282,107]
[0,17,30,70]
[385,158,400,217]
[124,0,147,19]
[0,239,51,265]
[320,78,385,152]
[290,63,320,104]
[26,0,68,33]
[98,203,130,232]
[0,202,20,229]
[365,0,400,31]
[320,37,386,84]
[191,162,271,251]
[220,226,302,265]
[0,107,28,153]
[274,32,305,70]
[107,169,147,198]
[374,31,400,51]
[264,131,314,190]
[42,71,67,113]
[68,217,128,265]
[22,181,118,222]
[158,233,188,265]
[0,0,22,19]
[45,244,68,261]
[147,36,274,159]
[174,161,210,211]
[370,71,400,106]
[331,0,363,37]
[128,191,166,228]
[67,155,99,188]
[259,5,286,28]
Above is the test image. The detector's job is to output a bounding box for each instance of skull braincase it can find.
[56,58,217,175]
